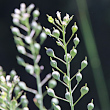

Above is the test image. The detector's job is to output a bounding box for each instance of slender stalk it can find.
[62,26,74,110]
[73,96,83,107]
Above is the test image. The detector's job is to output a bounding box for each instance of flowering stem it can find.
[62,26,74,110]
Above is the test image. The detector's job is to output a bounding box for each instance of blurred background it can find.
[0,0,110,110]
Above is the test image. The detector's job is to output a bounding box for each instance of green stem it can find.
[62,26,74,110]
[54,56,66,65]
[66,33,74,46]
[73,96,83,107]
[55,96,69,102]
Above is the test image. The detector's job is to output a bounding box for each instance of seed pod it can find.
[70,47,77,58]
[71,22,78,34]
[22,99,29,107]
[33,9,40,18]
[65,91,70,100]
[11,27,21,36]
[76,72,82,83]
[23,107,29,110]
[18,81,27,90]
[47,15,54,23]
[24,36,32,44]
[34,64,40,75]
[44,28,51,35]
[63,75,70,84]
[35,94,42,102]
[34,43,41,53]
[40,32,47,44]
[17,45,26,55]
[47,88,55,97]
[80,84,89,96]
[63,13,69,22]
[31,21,38,30]
[50,57,57,68]
[46,48,55,57]
[64,53,71,62]
[10,70,17,78]
[48,79,57,89]
[52,29,60,38]
[52,71,60,80]
[53,105,61,110]
[16,56,26,66]
[87,99,94,110]
[81,57,88,70]
[14,86,20,96]
[25,64,34,75]
[73,34,80,47]
[51,98,59,105]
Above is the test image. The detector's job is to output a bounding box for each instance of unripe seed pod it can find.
[46,48,55,57]
[34,43,41,53]
[63,13,69,22]
[51,98,59,105]
[34,64,40,75]
[81,57,88,70]
[16,56,26,66]
[52,71,60,80]
[63,75,70,84]
[47,88,55,97]
[33,10,40,18]
[14,86,20,96]
[50,58,57,68]
[36,24,42,34]
[24,36,32,44]
[87,99,94,110]
[73,34,80,47]
[40,32,47,44]
[48,79,57,89]
[72,22,78,34]
[65,92,70,100]
[76,72,82,83]
[54,105,61,110]
[23,107,29,110]
[64,53,71,62]
[44,28,51,35]
[25,64,34,75]
[70,47,77,58]
[17,45,26,55]
[20,95,27,103]
[18,81,27,90]
[47,15,54,23]
[52,29,60,38]
[22,99,29,107]
[10,70,17,78]
[80,84,89,96]
[14,36,24,46]
[31,21,38,30]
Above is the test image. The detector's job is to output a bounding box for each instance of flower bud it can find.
[47,88,55,97]
[22,99,29,107]
[72,22,78,34]
[63,13,69,22]
[25,64,34,75]
[54,105,61,110]
[31,21,38,30]
[70,47,77,58]
[13,75,20,83]
[17,45,26,55]
[48,79,57,89]
[20,95,26,102]
[14,8,21,14]
[14,36,24,46]
[14,86,21,96]
[52,29,60,38]
[40,32,47,44]
[80,84,89,96]
[33,10,40,18]
[47,15,54,23]
[64,53,71,62]
[18,81,27,90]
[56,11,61,20]
[6,75,11,82]
[13,18,19,25]
[16,56,26,66]
[51,98,59,105]
[63,75,70,84]
[45,48,55,57]
[36,24,42,35]
[50,58,57,68]
[44,28,51,35]
[73,34,80,47]
[11,27,21,36]
[10,70,16,78]
[52,71,60,80]
[81,57,88,70]
[27,4,35,13]
[20,3,26,13]
[65,91,70,100]
[76,72,82,83]
[87,99,94,110]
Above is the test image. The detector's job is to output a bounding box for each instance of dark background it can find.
[0,0,110,110]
